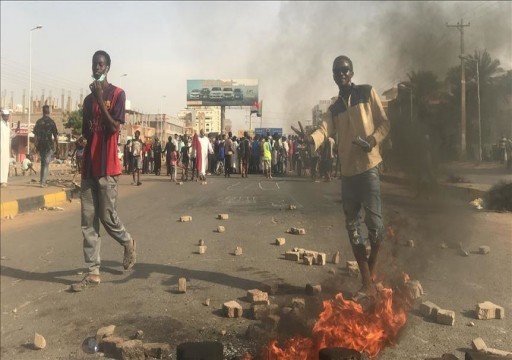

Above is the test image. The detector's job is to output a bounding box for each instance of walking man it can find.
[307,55,390,299]
[33,105,58,188]
[71,50,136,292]
[131,130,143,186]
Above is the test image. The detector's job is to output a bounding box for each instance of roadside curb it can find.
[1,187,80,218]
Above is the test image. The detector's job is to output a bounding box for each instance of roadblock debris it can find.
[476,301,505,320]
[178,278,187,293]
[217,226,225,233]
[305,284,322,295]
[275,238,286,246]
[218,213,229,220]
[234,247,243,256]
[436,309,455,326]
[179,215,192,222]
[33,333,46,350]
[479,246,490,254]
[223,300,243,318]
[332,251,340,264]
[287,227,306,235]
[247,289,269,304]
[96,325,116,343]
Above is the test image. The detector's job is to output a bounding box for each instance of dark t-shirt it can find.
[33,116,58,153]
[180,145,190,163]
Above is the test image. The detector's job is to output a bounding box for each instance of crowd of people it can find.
[119,130,343,183]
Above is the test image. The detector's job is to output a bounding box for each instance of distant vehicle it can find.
[223,87,234,100]
[234,88,243,100]
[190,89,201,99]
[200,88,210,99]
[210,87,223,100]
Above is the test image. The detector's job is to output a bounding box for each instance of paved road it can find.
[1,173,510,359]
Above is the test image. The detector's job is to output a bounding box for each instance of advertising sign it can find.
[254,128,283,137]
[187,79,258,107]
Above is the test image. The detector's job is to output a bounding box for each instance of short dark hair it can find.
[333,55,353,71]
[42,105,50,114]
[93,50,111,67]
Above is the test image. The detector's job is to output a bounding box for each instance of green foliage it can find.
[63,108,83,136]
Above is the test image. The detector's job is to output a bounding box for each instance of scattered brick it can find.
[292,298,306,310]
[218,214,229,220]
[289,205,297,210]
[217,226,225,233]
[275,238,286,246]
[332,251,340,264]
[99,336,123,358]
[33,333,46,350]
[234,247,243,256]
[476,301,505,320]
[436,309,455,326]
[247,289,269,304]
[285,251,300,261]
[198,245,207,254]
[479,246,490,255]
[223,301,243,318]
[143,342,171,359]
[198,239,205,246]
[178,278,187,293]
[288,227,306,235]
[133,330,144,340]
[316,253,327,266]
[201,181,207,185]
[420,301,440,318]
[180,215,192,222]
[485,348,512,356]
[204,298,210,306]
[305,284,322,295]
[252,303,279,320]
[471,337,487,351]
[407,239,415,247]
[303,255,314,266]
[96,325,116,343]
[120,339,145,360]
[404,280,424,300]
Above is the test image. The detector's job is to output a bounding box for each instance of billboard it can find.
[187,79,258,107]
[254,128,283,137]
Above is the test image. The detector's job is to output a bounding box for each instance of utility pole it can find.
[447,18,470,159]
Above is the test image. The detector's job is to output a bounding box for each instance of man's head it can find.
[244,131,249,139]
[135,130,140,139]
[199,129,205,137]
[1,108,10,121]
[42,105,50,115]
[332,55,354,89]
[92,50,111,81]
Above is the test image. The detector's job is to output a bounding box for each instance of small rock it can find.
[275,238,286,246]
[221,330,227,336]
[96,325,116,343]
[234,247,243,256]
[12,308,17,314]
[440,243,448,249]
[406,239,415,247]
[331,251,340,264]
[179,215,192,222]
[134,330,144,340]
[217,225,225,233]
[198,245,207,254]
[467,321,475,327]
[204,298,210,306]
[218,213,229,220]
[34,333,46,350]
[479,246,490,255]
[178,278,187,293]
[471,337,487,351]
[288,205,296,210]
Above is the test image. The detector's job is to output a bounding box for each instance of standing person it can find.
[192,129,213,181]
[321,136,335,181]
[306,55,390,299]
[123,140,132,174]
[262,135,272,179]
[163,136,173,176]
[180,137,190,181]
[33,105,59,188]
[169,143,178,182]
[71,50,136,292]
[153,137,162,175]
[250,135,260,174]
[239,131,251,178]
[287,135,294,172]
[0,109,13,187]
[131,130,143,186]
[224,132,234,178]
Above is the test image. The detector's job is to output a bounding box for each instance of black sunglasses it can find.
[333,66,352,75]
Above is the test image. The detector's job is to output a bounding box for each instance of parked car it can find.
[190,89,201,99]
[210,87,224,100]
[223,87,234,100]
[200,88,210,99]
[234,88,243,100]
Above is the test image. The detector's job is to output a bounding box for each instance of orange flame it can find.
[263,287,410,359]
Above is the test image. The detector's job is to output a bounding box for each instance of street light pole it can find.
[460,55,482,162]
[160,95,166,140]
[28,25,43,156]
[119,73,128,88]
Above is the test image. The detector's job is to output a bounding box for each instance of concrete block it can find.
[275,237,286,246]
[288,227,306,235]
[303,255,314,265]
[305,284,322,295]
[120,339,145,360]
[404,280,424,300]
[178,278,187,293]
[179,215,192,222]
[485,348,512,356]
[133,330,144,340]
[217,213,229,220]
[247,289,269,304]
[217,225,225,233]
[143,342,171,359]
[198,245,207,254]
[436,309,455,326]
[316,252,327,266]
[476,301,505,320]
[252,303,279,320]
[223,300,243,318]
[285,251,300,261]
[234,246,243,256]
[331,251,340,264]
[479,246,490,254]
[471,337,487,351]
[420,301,440,318]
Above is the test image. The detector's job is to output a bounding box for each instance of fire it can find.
[263,287,410,359]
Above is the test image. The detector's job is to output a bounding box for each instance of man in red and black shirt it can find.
[71,50,136,292]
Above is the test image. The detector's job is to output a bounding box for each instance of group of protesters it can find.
[120,130,342,182]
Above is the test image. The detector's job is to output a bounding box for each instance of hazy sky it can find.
[1,1,511,131]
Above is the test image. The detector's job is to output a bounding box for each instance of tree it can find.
[63,108,83,136]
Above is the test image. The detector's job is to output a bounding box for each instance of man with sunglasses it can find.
[306,55,390,300]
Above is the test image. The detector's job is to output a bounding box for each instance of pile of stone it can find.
[284,248,326,265]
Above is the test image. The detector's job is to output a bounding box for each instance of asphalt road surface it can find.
[1,173,511,359]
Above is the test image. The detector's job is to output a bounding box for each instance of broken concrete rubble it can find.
[179,215,192,222]
[223,300,243,318]
[476,301,505,320]
[420,301,440,318]
[217,213,229,220]
[247,289,269,304]
[288,227,306,235]
[436,309,455,326]
[96,325,116,344]
[404,279,424,300]
[178,278,187,293]
[275,237,286,246]
[234,246,243,256]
